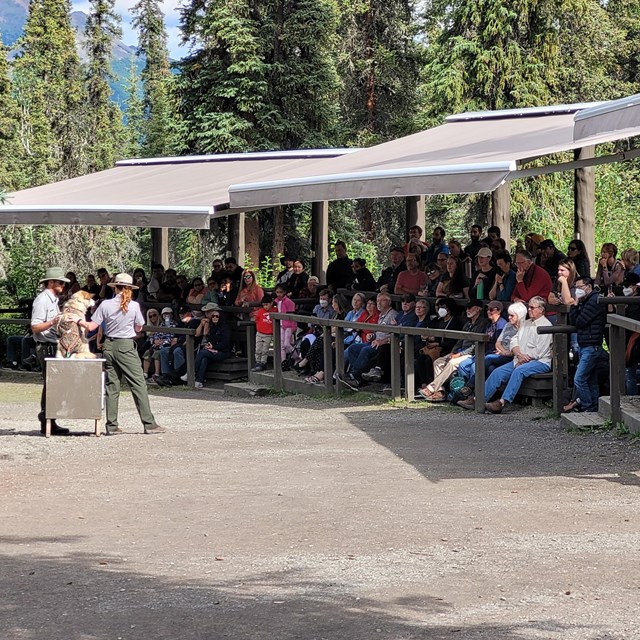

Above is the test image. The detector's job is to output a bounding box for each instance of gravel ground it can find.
[1,374,640,640]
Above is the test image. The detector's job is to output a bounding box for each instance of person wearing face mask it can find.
[312,289,334,320]
[418,299,489,402]
[563,277,607,412]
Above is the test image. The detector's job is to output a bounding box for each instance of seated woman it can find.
[548,258,577,306]
[287,259,309,298]
[234,269,264,316]
[436,256,470,299]
[192,304,232,389]
[141,308,168,381]
[201,278,219,305]
[186,277,207,305]
[304,294,350,384]
[567,239,591,278]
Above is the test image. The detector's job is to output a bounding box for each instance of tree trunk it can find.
[245,213,260,269]
[272,206,285,278]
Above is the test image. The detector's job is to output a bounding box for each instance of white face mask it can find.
[574,288,586,299]
[623,287,634,297]
[437,307,448,318]
[162,314,172,321]
[320,299,329,307]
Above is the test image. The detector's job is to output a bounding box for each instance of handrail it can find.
[607,313,640,428]
[269,312,489,412]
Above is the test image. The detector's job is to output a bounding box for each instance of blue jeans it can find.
[458,353,512,389]
[573,345,603,412]
[626,368,639,396]
[160,345,186,377]
[485,359,551,404]
[195,349,230,383]
[345,342,377,380]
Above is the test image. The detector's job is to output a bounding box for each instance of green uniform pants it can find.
[102,338,156,429]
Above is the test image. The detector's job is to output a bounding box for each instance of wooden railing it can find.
[269,312,490,412]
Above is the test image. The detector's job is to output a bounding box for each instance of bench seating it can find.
[204,356,248,382]
[516,372,553,401]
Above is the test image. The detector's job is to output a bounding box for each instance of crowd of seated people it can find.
[5,227,640,412]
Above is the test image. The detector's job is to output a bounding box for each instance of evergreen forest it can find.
[1,0,640,303]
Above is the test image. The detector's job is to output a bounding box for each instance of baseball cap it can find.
[477,247,493,258]
[308,276,320,284]
[623,273,640,286]
[487,301,503,312]
[401,294,416,303]
[161,307,174,315]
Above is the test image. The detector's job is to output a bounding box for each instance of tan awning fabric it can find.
[228,101,640,209]
[574,94,640,144]
[2,150,355,228]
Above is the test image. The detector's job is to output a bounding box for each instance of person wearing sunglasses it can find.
[186,278,206,305]
[566,240,591,278]
[234,269,264,316]
[190,303,232,389]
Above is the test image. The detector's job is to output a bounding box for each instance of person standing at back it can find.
[326,241,352,293]
[31,267,70,436]
[79,273,165,435]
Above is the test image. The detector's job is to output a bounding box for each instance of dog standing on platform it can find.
[55,290,97,359]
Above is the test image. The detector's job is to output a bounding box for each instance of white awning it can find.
[2,149,356,228]
[574,94,640,144]
[228,100,640,210]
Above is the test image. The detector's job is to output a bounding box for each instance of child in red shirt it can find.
[252,295,276,371]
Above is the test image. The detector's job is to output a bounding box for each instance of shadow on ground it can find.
[343,407,640,488]
[0,548,617,640]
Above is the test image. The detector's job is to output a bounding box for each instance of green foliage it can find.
[176,0,340,152]
[243,253,279,289]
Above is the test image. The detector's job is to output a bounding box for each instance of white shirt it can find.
[510,316,552,367]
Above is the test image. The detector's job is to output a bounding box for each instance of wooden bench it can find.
[516,372,553,405]
[203,356,248,382]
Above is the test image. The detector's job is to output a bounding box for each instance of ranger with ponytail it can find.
[79,273,165,435]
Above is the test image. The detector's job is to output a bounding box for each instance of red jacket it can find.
[512,264,552,303]
[255,306,275,335]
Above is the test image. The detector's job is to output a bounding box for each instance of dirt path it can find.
[1,376,639,639]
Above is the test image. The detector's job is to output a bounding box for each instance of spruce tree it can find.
[0,36,24,191]
[13,0,88,184]
[176,0,340,152]
[131,0,180,156]
[336,0,424,146]
[123,54,144,158]
[85,0,126,171]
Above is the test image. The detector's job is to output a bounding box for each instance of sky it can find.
[72,0,187,60]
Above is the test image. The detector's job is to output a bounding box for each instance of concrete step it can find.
[560,411,607,431]
[598,396,640,434]
[248,369,343,397]
[223,382,271,398]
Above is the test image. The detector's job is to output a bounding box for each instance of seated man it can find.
[512,249,552,303]
[376,247,406,293]
[464,296,552,414]
[394,252,427,296]
[361,294,418,383]
[418,299,489,401]
[4,330,37,370]
[339,292,398,389]
[154,304,201,385]
[456,300,506,389]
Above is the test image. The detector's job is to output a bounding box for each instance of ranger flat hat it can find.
[39,267,70,284]
[107,273,139,289]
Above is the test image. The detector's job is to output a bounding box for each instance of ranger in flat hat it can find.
[80,273,165,435]
[31,267,71,435]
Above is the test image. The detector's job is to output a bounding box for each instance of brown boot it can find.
[484,399,504,414]
[457,397,476,410]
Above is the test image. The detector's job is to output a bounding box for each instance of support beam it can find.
[311,201,329,281]
[151,228,169,267]
[574,146,596,269]
[244,213,260,268]
[228,213,246,261]
[405,195,425,234]
[490,183,511,250]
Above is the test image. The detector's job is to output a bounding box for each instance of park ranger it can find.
[31,266,70,436]
[79,273,165,435]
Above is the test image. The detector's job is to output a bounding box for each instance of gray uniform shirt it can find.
[31,288,60,343]
[92,295,144,339]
